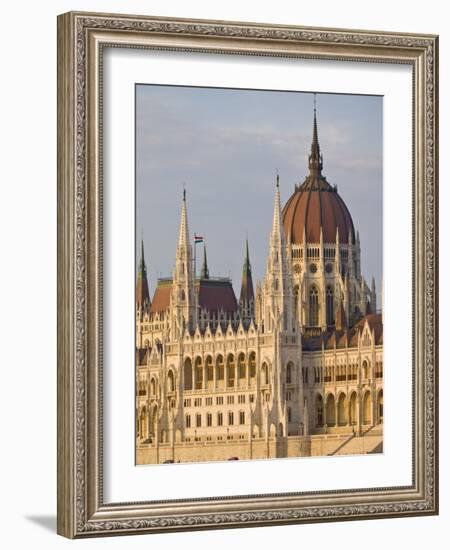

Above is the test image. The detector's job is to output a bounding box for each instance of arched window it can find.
[194,357,203,390]
[363,391,372,424]
[150,377,156,396]
[238,353,246,379]
[326,394,336,426]
[216,355,224,380]
[206,356,214,381]
[167,370,175,393]
[294,286,299,318]
[262,362,269,385]
[274,278,279,291]
[337,393,347,425]
[183,358,192,390]
[362,360,370,379]
[227,354,235,387]
[180,289,185,301]
[249,352,256,380]
[286,362,293,384]
[309,286,319,326]
[326,286,334,326]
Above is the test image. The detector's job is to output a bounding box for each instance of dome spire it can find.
[308,93,323,177]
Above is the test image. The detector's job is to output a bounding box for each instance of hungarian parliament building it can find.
[136,111,383,464]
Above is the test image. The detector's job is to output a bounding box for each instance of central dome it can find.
[281,110,355,245]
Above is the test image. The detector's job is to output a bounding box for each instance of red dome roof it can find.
[282,177,355,245]
[281,108,355,245]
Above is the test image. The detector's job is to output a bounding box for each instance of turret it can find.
[136,239,150,312]
[200,243,209,280]
[239,239,255,321]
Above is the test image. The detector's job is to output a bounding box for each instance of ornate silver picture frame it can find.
[57,11,438,538]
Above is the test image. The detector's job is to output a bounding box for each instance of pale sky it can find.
[136,85,383,301]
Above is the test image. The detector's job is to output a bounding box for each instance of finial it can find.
[313,92,317,114]
[276,168,280,188]
[182,184,186,202]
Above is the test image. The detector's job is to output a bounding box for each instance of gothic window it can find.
[262,362,269,385]
[167,370,175,393]
[363,391,372,425]
[274,278,279,291]
[180,289,185,301]
[326,286,334,326]
[309,286,319,326]
[228,411,234,425]
[286,362,293,384]
[238,354,246,378]
[185,414,191,428]
[239,411,245,425]
[362,360,370,379]
[287,407,292,423]
[227,354,235,387]
[194,357,203,390]
[206,356,214,380]
[249,352,256,379]
[183,358,192,391]
[207,413,212,427]
[326,394,336,426]
[294,285,299,318]
[217,355,224,380]
[196,413,202,428]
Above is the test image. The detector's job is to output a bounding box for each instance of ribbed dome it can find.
[281,108,355,245]
[282,177,355,244]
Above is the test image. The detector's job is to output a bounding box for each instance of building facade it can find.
[136,110,383,464]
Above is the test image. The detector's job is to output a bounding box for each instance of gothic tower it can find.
[170,190,197,337]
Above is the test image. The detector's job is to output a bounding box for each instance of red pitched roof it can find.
[198,280,237,313]
[150,284,171,313]
[149,278,238,315]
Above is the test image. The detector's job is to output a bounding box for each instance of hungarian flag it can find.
[194,234,204,244]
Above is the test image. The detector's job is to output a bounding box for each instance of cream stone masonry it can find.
[135,108,383,464]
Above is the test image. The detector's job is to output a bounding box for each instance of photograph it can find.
[135,86,384,465]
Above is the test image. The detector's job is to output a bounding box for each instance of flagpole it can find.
[194,236,196,280]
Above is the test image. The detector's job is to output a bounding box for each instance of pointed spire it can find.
[271,173,285,245]
[136,239,150,309]
[138,239,146,277]
[244,238,251,273]
[200,243,209,279]
[308,94,323,177]
[240,238,255,315]
[178,188,190,248]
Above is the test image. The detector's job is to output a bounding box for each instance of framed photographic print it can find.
[57,11,439,538]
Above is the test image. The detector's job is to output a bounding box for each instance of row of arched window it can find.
[315,390,383,427]
[184,353,257,391]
